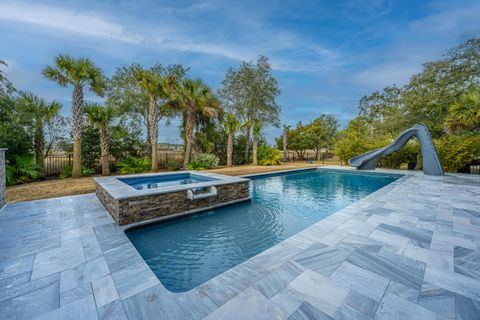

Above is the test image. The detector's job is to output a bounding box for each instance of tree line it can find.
[0,55,282,184]
[273,38,480,173]
[333,38,480,172]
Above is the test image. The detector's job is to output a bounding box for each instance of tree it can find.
[308,115,338,159]
[334,117,382,163]
[172,79,221,168]
[282,125,288,160]
[277,122,314,160]
[0,62,32,159]
[135,68,176,171]
[17,92,62,172]
[219,56,281,164]
[252,121,263,165]
[445,89,480,133]
[107,64,187,157]
[224,113,240,166]
[84,103,117,175]
[43,55,105,178]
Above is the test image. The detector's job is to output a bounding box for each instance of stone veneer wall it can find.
[0,149,6,208]
[96,181,250,225]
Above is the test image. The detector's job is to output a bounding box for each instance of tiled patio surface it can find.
[1,167,480,319]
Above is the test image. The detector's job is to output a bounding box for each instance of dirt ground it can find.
[6,163,320,203]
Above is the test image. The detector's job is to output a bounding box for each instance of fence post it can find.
[165,153,168,169]
[0,148,6,208]
[68,154,72,167]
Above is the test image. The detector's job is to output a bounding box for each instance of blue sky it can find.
[1,0,480,143]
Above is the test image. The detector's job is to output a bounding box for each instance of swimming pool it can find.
[126,169,400,292]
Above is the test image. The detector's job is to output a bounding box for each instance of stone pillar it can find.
[0,148,6,208]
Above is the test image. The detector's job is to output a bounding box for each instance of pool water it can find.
[119,173,216,190]
[126,169,399,292]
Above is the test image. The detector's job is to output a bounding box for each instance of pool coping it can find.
[94,170,249,200]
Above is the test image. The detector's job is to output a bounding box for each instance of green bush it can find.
[257,145,281,165]
[115,157,151,175]
[187,153,219,170]
[60,165,95,178]
[435,134,480,172]
[5,155,40,185]
[377,140,420,169]
[167,159,182,171]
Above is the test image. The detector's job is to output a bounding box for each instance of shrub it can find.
[257,145,281,165]
[435,134,480,172]
[60,165,94,178]
[167,159,182,171]
[115,157,151,175]
[377,140,420,169]
[187,153,219,170]
[5,155,40,185]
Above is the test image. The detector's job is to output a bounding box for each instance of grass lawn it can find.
[6,163,320,203]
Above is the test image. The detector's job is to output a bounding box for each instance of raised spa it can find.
[119,173,217,190]
[125,169,401,292]
[95,171,250,225]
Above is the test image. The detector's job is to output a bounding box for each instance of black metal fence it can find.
[471,165,480,175]
[282,150,340,165]
[44,153,72,176]
[43,151,184,176]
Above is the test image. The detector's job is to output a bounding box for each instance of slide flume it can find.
[348,124,444,176]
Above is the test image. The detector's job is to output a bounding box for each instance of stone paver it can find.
[0,167,479,319]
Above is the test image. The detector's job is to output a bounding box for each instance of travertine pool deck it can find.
[1,167,480,319]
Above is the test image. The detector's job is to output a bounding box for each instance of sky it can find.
[1,0,480,144]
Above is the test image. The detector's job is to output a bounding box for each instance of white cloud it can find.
[0,1,341,72]
[0,2,140,43]
[351,61,420,89]
[409,3,480,35]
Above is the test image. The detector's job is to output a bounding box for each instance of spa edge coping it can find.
[94,170,250,200]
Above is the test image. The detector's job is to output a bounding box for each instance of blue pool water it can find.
[126,169,399,292]
[119,173,216,190]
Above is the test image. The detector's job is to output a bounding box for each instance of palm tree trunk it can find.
[244,125,251,163]
[146,124,152,159]
[227,132,233,166]
[99,127,110,176]
[252,134,258,165]
[71,84,84,178]
[283,127,287,161]
[183,111,195,169]
[34,118,44,173]
[149,96,159,171]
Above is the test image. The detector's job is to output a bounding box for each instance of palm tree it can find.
[84,103,116,176]
[43,55,105,178]
[173,79,221,168]
[136,69,175,171]
[252,121,263,165]
[224,113,240,166]
[18,92,61,173]
[445,90,480,133]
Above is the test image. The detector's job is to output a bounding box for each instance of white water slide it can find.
[348,124,444,176]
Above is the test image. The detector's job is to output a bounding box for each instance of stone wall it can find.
[96,181,250,225]
[0,149,6,208]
